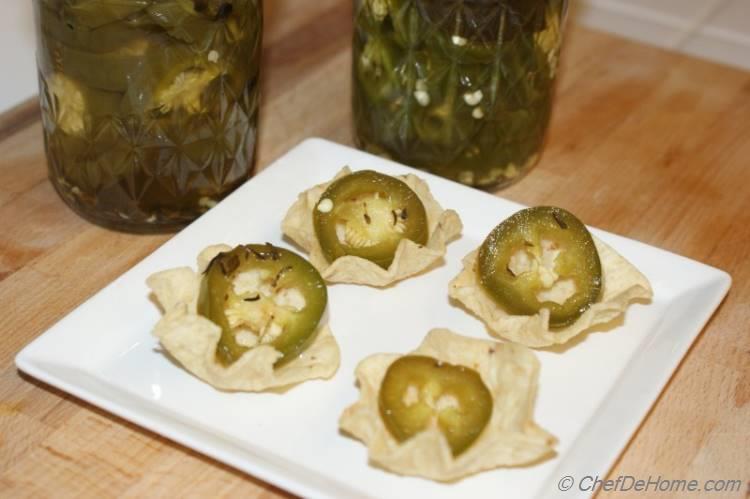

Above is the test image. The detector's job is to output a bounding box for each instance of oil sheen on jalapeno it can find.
[313,170,429,269]
[197,244,327,367]
[478,206,602,328]
[379,355,493,456]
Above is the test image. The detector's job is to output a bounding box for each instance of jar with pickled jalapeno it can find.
[34,0,262,231]
[352,0,567,188]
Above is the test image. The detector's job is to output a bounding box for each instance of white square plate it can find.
[16,139,731,499]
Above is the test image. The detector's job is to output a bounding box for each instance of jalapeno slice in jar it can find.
[478,206,602,328]
[197,244,327,367]
[313,170,429,269]
[379,355,492,456]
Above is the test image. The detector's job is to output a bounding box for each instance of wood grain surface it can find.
[1,0,748,497]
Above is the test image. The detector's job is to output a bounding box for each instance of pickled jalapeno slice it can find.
[378,355,493,456]
[478,206,602,328]
[313,170,429,269]
[197,244,327,367]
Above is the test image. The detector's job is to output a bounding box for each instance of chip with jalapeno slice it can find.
[378,355,493,457]
[313,170,429,269]
[478,206,602,328]
[197,244,327,367]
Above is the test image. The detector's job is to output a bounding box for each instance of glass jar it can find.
[34,0,262,232]
[352,0,566,189]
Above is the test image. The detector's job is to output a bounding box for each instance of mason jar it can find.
[352,0,566,189]
[34,0,262,232]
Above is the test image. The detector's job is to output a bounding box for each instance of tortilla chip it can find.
[449,237,653,347]
[339,329,556,481]
[282,167,462,287]
[147,245,340,391]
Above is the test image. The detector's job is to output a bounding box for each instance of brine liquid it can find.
[353,0,566,189]
[35,0,262,231]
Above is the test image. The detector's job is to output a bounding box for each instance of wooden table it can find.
[1,1,748,496]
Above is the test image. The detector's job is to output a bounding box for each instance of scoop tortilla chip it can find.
[282,167,462,287]
[147,245,340,391]
[449,237,653,347]
[339,329,556,481]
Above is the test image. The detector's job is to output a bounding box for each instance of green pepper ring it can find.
[313,170,429,269]
[378,355,493,456]
[478,206,602,328]
[198,244,327,367]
